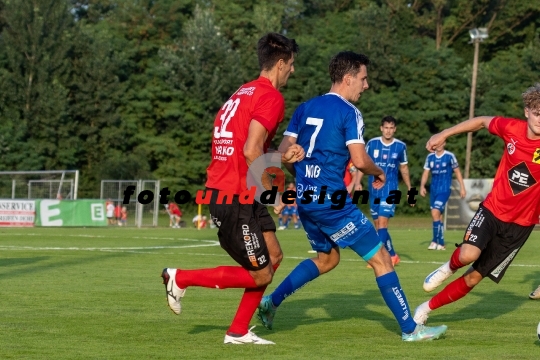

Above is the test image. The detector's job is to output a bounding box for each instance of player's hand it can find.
[282,144,305,163]
[420,187,427,197]
[426,133,447,152]
[372,172,385,190]
[460,187,466,199]
[273,201,286,215]
[354,183,362,191]
[346,182,354,194]
[409,188,416,207]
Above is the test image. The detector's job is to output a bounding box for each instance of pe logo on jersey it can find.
[246,153,284,205]
[507,162,537,195]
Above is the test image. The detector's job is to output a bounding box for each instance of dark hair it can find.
[257,33,299,71]
[329,51,370,84]
[381,116,397,126]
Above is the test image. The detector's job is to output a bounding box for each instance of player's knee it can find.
[463,272,482,287]
[271,250,283,266]
[253,267,273,286]
[458,249,479,265]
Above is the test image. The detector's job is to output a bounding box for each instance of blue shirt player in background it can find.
[257,51,447,341]
[420,142,466,250]
[359,116,413,267]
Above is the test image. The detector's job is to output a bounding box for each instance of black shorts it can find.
[460,204,534,283]
[207,188,275,271]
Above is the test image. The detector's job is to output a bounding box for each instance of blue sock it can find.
[379,228,395,256]
[278,217,283,227]
[376,271,417,334]
[433,221,440,243]
[438,222,445,246]
[270,259,320,307]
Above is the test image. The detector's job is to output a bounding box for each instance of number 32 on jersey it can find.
[214,98,240,139]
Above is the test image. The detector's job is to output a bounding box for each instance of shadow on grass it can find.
[0,251,132,280]
[519,269,540,292]
[0,256,50,267]
[186,288,528,336]
[424,289,526,325]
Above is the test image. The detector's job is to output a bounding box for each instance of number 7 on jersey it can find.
[306,117,323,157]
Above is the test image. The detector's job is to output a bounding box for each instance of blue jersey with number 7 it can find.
[284,93,365,210]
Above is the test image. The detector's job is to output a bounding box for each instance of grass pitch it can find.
[1,221,539,359]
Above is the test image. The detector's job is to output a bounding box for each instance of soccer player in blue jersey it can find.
[257,51,447,341]
[420,143,466,250]
[359,116,412,266]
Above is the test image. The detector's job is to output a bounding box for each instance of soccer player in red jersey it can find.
[414,83,540,328]
[160,33,304,344]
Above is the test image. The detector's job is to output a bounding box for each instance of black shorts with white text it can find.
[459,203,534,283]
[207,188,275,271]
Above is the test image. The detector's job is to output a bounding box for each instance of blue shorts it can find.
[282,205,298,217]
[369,199,395,220]
[298,203,383,261]
[430,191,451,212]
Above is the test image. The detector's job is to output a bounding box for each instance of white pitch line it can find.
[1,233,538,268]
[0,244,539,268]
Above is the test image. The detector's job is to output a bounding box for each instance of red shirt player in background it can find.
[343,159,361,195]
[168,201,182,228]
[414,83,540,331]
[160,33,305,344]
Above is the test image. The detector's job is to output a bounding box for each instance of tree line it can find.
[0,0,538,214]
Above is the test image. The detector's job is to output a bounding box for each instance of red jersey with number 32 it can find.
[483,116,540,226]
[205,77,285,194]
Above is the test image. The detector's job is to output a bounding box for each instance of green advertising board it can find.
[35,200,108,227]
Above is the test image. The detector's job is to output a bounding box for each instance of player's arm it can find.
[420,169,430,197]
[278,135,304,177]
[348,143,385,189]
[399,164,412,190]
[453,167,466,198]
[399,164,414,207]
[427,116,494,152]
[244,120,274,190]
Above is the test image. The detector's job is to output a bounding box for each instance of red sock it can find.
[449,247,465,271]
[429,276,472,310]
[175,266,257,289]
[227,263,281,336]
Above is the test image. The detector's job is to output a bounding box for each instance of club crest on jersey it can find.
[507,142,516,155]
[507,138,518,155]
[507,162,537,195]
[373,150,379,158]
[533,148,540,164]
[430,161,434,168]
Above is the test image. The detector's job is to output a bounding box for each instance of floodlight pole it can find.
[464,34,482,179]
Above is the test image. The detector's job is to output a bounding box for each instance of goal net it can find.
[0,171,79,199]
[100,180,160,227]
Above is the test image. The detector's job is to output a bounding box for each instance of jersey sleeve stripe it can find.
[283,131,298,138]
[346,139,365,145]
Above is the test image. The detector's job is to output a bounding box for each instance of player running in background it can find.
[168,201,182,228]
[359,116,412,266]
[259,51,447,341]
[420,143,466,250]
[278,182,301,230]
[414,83,540,328]
[160,33,304,345]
